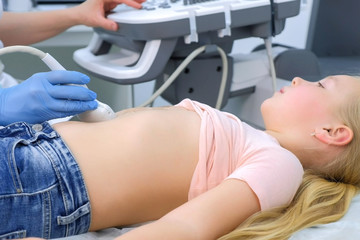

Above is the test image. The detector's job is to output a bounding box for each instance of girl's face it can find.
[261,75,360,135]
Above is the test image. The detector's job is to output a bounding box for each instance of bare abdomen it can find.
[53,106,201,230]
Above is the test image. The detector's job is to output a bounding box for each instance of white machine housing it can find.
[74,0,301,84]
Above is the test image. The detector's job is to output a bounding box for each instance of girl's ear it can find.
[314,125,353,146]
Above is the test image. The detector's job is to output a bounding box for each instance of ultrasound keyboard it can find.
[109,0,270,42]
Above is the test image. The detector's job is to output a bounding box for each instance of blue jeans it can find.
[0,122,91,239]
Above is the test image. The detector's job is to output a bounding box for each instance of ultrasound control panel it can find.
[109,0,269,43]
[74,0,301,84]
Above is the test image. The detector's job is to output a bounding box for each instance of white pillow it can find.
[290,194,360,239]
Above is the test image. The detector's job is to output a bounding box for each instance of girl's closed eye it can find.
[318,81,325,88]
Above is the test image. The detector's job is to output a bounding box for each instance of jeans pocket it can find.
[6,139,25,194]
[11,139,58,194]
[0,230,26,239]
[57,202,91,226]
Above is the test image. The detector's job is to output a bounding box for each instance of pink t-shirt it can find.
[177,99,304,211]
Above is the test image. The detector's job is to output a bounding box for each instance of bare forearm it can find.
[0,0,144,46]
[116,220,201,240]
[0,9,79,46]
[115,179,261,240]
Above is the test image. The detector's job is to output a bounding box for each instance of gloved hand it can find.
[0,70,98,125]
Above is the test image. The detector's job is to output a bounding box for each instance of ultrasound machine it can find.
[73,0,302,127]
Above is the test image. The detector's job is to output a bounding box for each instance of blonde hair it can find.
[219,78,360,240]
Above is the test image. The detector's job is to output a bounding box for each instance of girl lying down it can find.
[1,75,359,240]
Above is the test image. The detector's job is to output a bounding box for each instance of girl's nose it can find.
[291,77,306,86]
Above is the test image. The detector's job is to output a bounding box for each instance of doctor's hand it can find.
[73,0,146,31]
[0,70,98,125]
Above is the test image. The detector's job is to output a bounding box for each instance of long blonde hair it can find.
[219,80,360,240]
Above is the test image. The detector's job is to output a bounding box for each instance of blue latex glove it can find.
[0,70,98,125]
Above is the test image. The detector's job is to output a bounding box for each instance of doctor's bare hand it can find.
[72,0,146,31]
